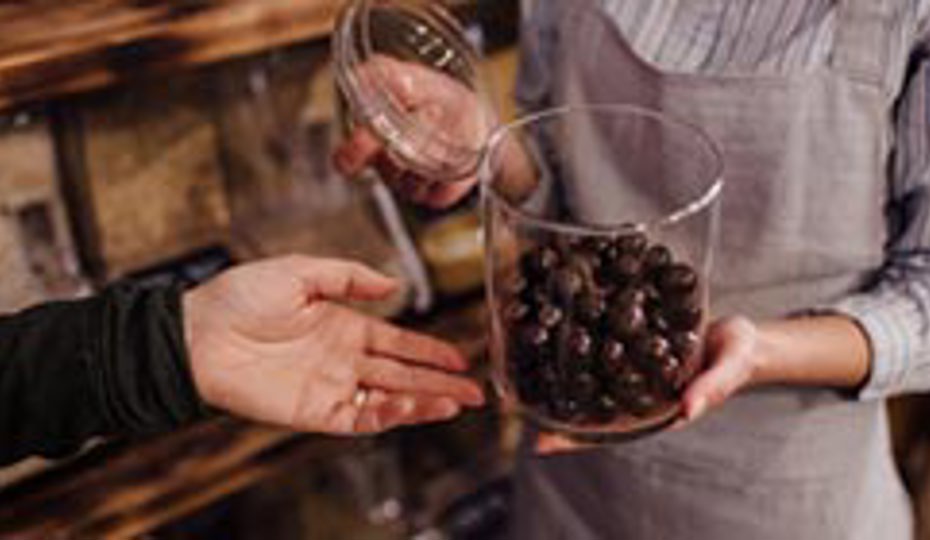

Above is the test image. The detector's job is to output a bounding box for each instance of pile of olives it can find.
[503,231,703,425]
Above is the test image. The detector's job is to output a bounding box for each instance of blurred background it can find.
[0,2,521,539]
[0,1,929,539]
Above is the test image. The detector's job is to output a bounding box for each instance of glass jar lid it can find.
[334,0,497,182]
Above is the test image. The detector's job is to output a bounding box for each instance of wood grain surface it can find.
[0,0,341,112]
[54,76,233,281]
[0,417,321,540]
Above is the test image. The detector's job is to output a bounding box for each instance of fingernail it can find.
[444,350,468,371]
[398,396,416,416]
[468,387,487,407]
[687,397,707,421]
[444,402,461,419]
[375,276,401,295]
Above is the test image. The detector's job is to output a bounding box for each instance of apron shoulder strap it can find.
[832,0,903,87]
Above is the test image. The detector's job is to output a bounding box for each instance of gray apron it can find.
[512,0,914,538]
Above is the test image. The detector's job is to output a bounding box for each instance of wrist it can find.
[181,286,210,403]
[738,315,871,390]
[748,321,785,387]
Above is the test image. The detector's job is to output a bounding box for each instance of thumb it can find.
[681,318,757,422]
[288,256,399,302]
[333,128,383,177]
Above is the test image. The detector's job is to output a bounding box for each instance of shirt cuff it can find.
[93,283,210,435]
[816,294,911,401]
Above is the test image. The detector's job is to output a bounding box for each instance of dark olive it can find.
[539,304,565,329]
[657,355,684,388]
[539,365,560,386]
[521,324,550,349]
[656,263,699,295]
[576,292,607,324]
[566,325,594,358]
[599,339,626,371]
[548,395,582,422]
[626,392,660,417]
[642,283,661,304]
[509,344,539,372]
[572,372,600,402]
[643,244,672,274]
[616,366,648,390]
[668,304,703,331]
[552,266,586,301]
[609,304,647,339]
[609,254,643,283]
[566,246,603,272]
[522,285,551,307]
[582,236,613,254]
[670,331,700,359]
[613,286,646,309]
[553,235,582,255]
[640,335,671,362]
[644,302,670,333]
[592,394,621,423]
[505,301,531,322]
[613,232,648,256]
[523,246,560,278]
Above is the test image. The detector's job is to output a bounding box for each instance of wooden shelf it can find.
[0,418,317,540]
[0,0,484,113]
[0,0,341,112]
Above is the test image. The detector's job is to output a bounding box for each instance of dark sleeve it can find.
[0,284,209,466]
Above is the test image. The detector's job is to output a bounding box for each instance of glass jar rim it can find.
[481,103,726,237]
[334,0,493,180]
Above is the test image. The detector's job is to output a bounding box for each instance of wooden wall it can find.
[0,0,341,111]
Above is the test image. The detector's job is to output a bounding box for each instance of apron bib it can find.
[513,1,914,538]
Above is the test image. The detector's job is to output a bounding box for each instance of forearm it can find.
[0,284,207,466]
[752,315,871,390]
[0,297,106,465]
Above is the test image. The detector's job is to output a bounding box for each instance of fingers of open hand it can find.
[352,391,462,434]
[358,354,484,407]
[681,317,758,423]
[290,257,397,302]
[364,317,468,372]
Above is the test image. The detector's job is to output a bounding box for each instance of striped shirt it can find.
[518,0,930,400]
[596,0,929,75]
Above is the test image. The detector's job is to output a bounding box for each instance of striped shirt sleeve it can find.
[514,0,558,113]
[828,26,930,400]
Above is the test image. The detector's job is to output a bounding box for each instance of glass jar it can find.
[333,0,496,182]
[483,105,724,442]
[333,0,498,311]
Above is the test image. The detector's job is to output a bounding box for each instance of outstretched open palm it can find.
[183,256,484,435]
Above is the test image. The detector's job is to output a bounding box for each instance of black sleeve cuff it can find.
[0,283,209,466]
[91,283,210,435]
